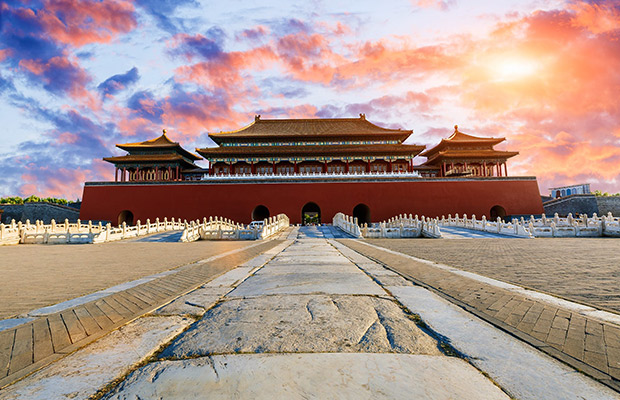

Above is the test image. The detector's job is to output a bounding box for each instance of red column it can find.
[323,161,328,173]
[504,162,508,176]
[251,162,256,175]
[345,161,349,173]
[272,162,276,174]
[176,166,180,180]
[229,163,234,175]
[366,160,371,172]
[114,167,118,182]
[168,166,172,180]
[294,161,299,174]
[482,162,486,177]
[122,168,126,182]
[388,159,393,172]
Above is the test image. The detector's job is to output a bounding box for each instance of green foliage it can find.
[593,190,620,197]
[0,196,70,205]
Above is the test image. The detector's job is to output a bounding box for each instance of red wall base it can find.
[80,178,544,225]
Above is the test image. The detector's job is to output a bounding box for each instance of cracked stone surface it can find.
[103,353,509,400]
[96,233,510,398]
[160,294,441,357]
[1,316,191,400]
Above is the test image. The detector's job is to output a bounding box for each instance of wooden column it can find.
[168,166,172,180]
[115,167,118,182]
[345,161,349,173]
[388,159,393,172]
[504,162,508,177]
[272,162,276,174]
[176,166,180,181]
[294,161,299,174]
[251,162,256,175]
[323,161,328,173]
[482,162,486,177]
[366,160,371,172]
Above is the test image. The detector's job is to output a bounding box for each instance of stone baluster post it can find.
[122,221,127,238]
[496,217,502,233]
[146,219,150,234]
[0,223,4,240]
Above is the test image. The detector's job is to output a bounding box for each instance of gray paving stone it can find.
[160,294,440,358]
[227,272,386,296]
[104,354,509,400]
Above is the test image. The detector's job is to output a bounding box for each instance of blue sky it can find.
[1,0,619,199]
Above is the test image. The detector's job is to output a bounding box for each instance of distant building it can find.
[549,184,591,199]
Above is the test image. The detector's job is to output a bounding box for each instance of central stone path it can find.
[103,230,509,399]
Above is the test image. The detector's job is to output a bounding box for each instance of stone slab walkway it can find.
[102,233,509,399]
[339,239,620,392]
[0,240,282,389]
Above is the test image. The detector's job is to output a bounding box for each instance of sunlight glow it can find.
[490,57,540,81]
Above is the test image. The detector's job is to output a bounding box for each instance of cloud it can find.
[19,55,92,99]
[412,0,456,11]
[134,0,198,33]
[98,67,140,97]
[38,0,137,47]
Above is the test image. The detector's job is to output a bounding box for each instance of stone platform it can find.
[0,227,618,399]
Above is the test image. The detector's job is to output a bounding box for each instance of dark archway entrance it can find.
[117,210,134,226]
[301,202,321,225]
[252,205,270,221]
[353,203,371,225]
[490,205,507,220]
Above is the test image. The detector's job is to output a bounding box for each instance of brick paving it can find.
[0,240,282,388]
[362,238,620,313]
[338,239,620,391]
[0,240,261,319]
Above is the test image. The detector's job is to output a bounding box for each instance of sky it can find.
[1,0,620,200]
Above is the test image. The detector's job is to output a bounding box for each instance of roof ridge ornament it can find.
[255,115,261,121]
[454,125,458,132]
[359,113,366,120]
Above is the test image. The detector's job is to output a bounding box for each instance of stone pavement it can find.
[0,239,261,319]
[339,239,620,392]
[364,238,620,312]
[1,227,618,399]
[0,240,282,389]
[102,234,509,399]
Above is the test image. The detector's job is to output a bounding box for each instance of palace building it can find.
[83,115,544,225]
[197,114,424,176]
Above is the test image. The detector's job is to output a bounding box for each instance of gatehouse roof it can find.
[116,130,202,161]
[420,125,505,158]
[208,114,413,144]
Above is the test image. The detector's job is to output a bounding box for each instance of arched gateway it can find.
[301,202,321,225]
[353,203,371,225]
[490,205,506,220]
[117,210,134,226]
[252,205,270,221]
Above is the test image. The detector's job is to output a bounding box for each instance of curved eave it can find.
[196,144,425,159]
[115,144,202,161]
[420,138,505,158]
[422,150,519,165]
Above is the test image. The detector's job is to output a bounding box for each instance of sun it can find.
[490,57,540,82]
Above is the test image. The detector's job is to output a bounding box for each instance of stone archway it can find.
[353,203,371,225]
[301,202,321,225]
[490,205,506,220]
[117,210,134,226]
[252,205,270,221]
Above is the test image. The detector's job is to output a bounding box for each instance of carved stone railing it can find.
[0,217,186,245]
[333,213,441,239]
[180,214,290,242]
[440,214,533,238]
[438,212,620,238]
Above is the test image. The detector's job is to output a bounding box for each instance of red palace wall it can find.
[80,178,544,225]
